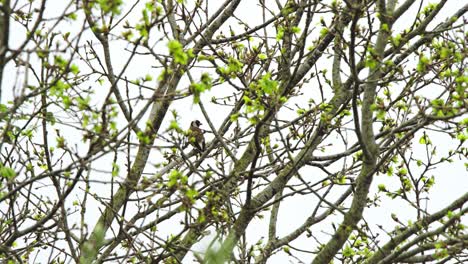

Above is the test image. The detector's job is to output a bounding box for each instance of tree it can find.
[0,0,467,263]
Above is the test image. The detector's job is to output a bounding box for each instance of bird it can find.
[187,120,205,152]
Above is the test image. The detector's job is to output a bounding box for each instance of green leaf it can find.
[418,134,426,144]
[70,64,80,75]
[168,40,188,65]
[98,0,123,15]
[343,245,355,257]
[460,118,468,126]
[112,163,119,177]
[320,27,329,37]
[392,33,402,46]
[135,23,148,38]
[67,13,77,20]
[258,73,278,95]
[386,166,393,176]
[416,55,430,73]
[227,57,243,74]
[230,113,239,121]
[185,188,198,204]
[378,184,387,192]
[0,167,16,179]
[381,23,389,32]
[54,55,68,69]
[447,210,454,218]
[168,120,182,133]
[144,74,153,82]
[50,80,70,96]
[258,53,268,60]
[456,133,467,142]
[190,73,212,103]
[168,170,181,188]
[56,136,66,148]
[365,56,378,69]
[136,131,151,144]
[0,104,7,113]
[440,47,450,59]
[376,110,385,121]
[76,96,91,111]
[45,111,56,125]
[291,26,301,34]
[398,168,408,176]
[297,108,306,115]
[276,26,284,40]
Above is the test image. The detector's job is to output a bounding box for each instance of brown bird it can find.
[188,120,205,152]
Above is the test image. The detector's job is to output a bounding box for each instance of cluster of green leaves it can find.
[130,73,153,86]
[197,53,215,62]
[168,119,183,134]
[276,1,301,41]
[318,102,336,124]
[319,27,329,38]
[377,133,442,200]
[217,57,244,79]
[167,169,188,189]
[431,39,463,62]
[200,191,229,224]
[190,73,212,103]
[377,155,405,197]
[168,40,193,65]
[0,124,35,144]
[136,130,151,145]
[0,165,16,181]
[166,170,198,208]
[40,52,88,125]
[277,23,301,39]
[416,54,431,73]
[457,118,468,143]
[240,73,281,124]
[132,1,163,41]
[364,46,379,69]
[418,132,432,145]
[428,72,466,120]
[430,98,456,117]
[420,3,439,19]
[413,36,468,141]
[157,68,173,82]
[81,102,119,145]
[390,33,403,47]
[275,26,285,40]
[341,233,372,260]
[371,97,387,121]
[433,240,449,260]
[50,80,71,98]
[257,73,279,95]
[53,55,80,76]
[97,0,123,15]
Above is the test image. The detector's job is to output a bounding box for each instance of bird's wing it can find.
[188,129,204,151]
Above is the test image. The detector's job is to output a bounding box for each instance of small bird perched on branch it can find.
[187,120,205,152]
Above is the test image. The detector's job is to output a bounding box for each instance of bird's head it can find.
[191,120,202,128]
